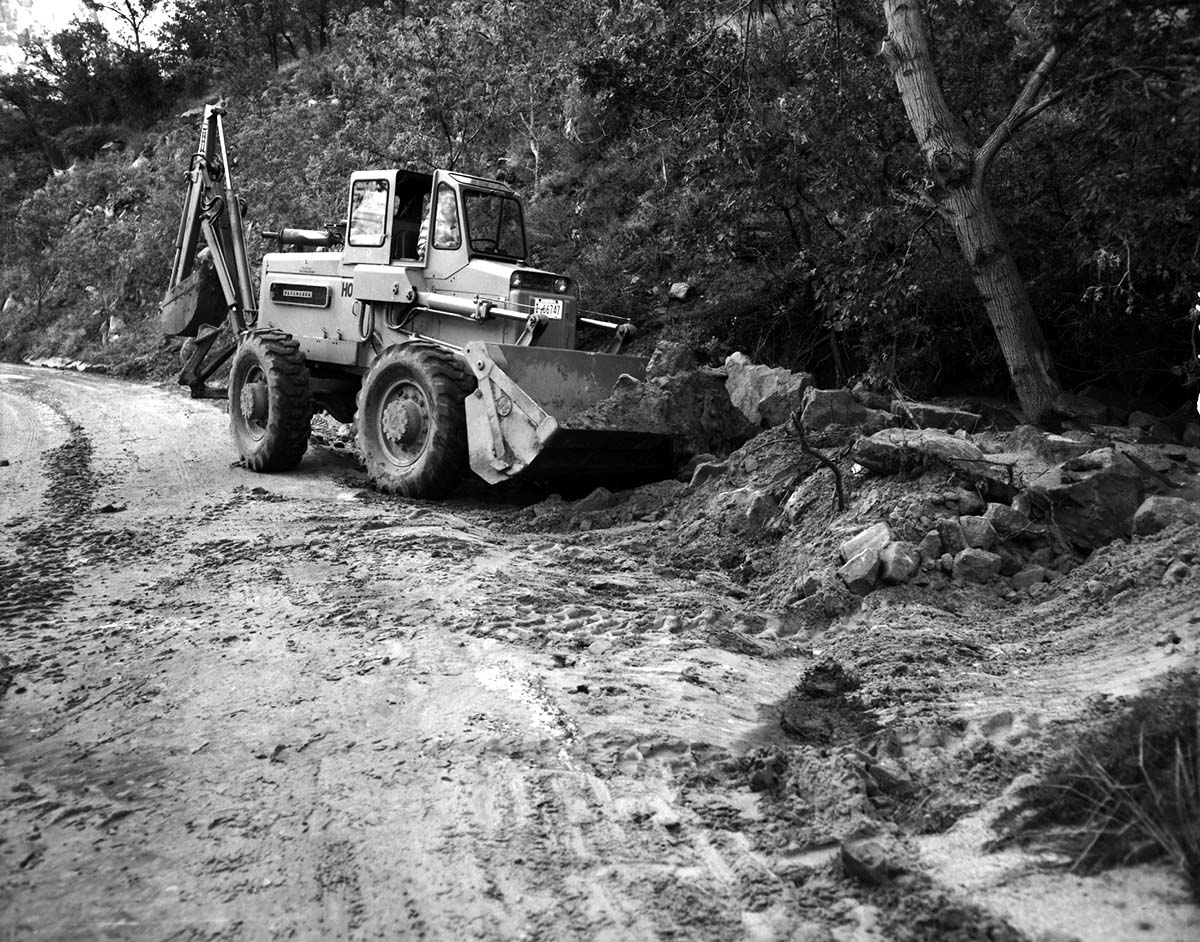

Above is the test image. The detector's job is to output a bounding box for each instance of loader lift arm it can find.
[160,104,257,398]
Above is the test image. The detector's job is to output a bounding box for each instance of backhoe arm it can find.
[160,104,257,398]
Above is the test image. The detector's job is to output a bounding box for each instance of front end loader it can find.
[160,105,671,497]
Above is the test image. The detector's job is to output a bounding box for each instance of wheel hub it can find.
[381,397,424,448]
[239,382,269,423]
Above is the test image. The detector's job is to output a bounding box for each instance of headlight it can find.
[554,277,569,294]
[510,272,523,289]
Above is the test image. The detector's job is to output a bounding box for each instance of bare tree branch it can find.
[976,41,1067,187]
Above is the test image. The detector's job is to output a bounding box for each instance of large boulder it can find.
[801,387,893,434]
[723,352,813,428]
[1025,447,1145,551]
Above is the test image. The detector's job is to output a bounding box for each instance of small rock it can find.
[959,515,998,551]
[984,502,1039,540]
[953,548,1002,583]
[796,572,822,598]
[840,838,908,886]
[1012,567,1046,590]
[839,547,882,595]
[1162,560,1192,586]
[939,552,954,572]
[942,487,986,516]
[742,490,778,526]
[935,517,966,555]
[997,546,1024,576]
[879,542,922,585]
[1027,546,1055,568]
[1133,495,1200,536]
[918,530,942,559]
[668,282,692,301]
[839,521,893,563]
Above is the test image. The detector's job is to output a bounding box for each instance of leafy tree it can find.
[83,0,158,53]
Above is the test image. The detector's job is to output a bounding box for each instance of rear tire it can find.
[355,343,472,498]
[229,331,312,471]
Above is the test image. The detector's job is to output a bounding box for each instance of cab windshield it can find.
[462,189,526,260]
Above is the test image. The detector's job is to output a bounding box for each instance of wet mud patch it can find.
[0,423,99,635]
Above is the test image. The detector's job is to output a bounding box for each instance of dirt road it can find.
[2,365,1198,942]
[0,364,814,941]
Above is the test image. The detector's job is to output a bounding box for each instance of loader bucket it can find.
[463,341,673,487]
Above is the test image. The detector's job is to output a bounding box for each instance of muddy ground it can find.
[1,363,1198,942]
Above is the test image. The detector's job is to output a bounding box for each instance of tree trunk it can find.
[879,0,1061,422]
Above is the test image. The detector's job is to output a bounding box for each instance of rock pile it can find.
[565,341,757,462]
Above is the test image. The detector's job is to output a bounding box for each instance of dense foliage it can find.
[1,0,1197,409]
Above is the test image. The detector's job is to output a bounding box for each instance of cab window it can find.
[348,179,389,247]
[463,189,526,259]
[432,184,461,250]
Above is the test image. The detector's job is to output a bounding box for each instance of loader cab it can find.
[342,169,433,267]
[422,170,528,278]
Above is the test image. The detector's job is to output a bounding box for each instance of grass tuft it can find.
[993,669,1200,901]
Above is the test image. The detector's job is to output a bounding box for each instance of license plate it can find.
[533,297,563,319]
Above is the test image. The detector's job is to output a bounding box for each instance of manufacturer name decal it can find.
[269,282,330,307]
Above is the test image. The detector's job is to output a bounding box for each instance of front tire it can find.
[355,343,472,498]
[229,331,312,471]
